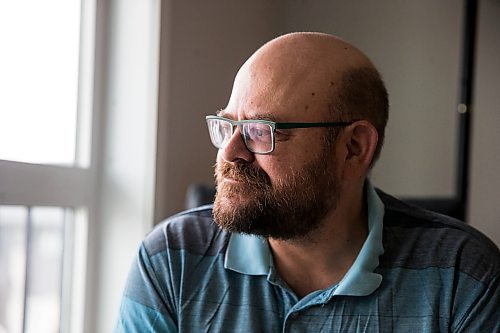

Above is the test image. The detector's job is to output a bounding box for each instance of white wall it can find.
[155,1,500,246]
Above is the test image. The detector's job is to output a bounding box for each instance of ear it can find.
[343,120,378,175]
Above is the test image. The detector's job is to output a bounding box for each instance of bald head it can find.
[226,32,388,163]
[247,32,373,75]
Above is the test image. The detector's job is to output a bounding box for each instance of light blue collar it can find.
[224,181,385,296]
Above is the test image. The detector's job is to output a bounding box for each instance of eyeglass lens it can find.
[241,122,273,153]
[207,119,232,148]
[207,118,274,154]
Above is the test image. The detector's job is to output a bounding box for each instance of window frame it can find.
[0,0,161,332]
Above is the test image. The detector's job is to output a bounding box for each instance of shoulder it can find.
[377,190,500,283]
[142,204,230,258]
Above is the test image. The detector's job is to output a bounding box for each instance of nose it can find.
[219,126,255,163]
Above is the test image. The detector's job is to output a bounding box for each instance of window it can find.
[1,0,161,330]
[0,0,82,166]
[0,0,94,332]
[0,206,87,333]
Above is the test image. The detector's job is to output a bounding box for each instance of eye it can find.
[245,124,272,143]
[251,127,265,137]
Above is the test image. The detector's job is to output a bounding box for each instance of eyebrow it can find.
[248,113,277,122]
[215,110,279,122]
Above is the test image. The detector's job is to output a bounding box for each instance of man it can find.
[115,32,499,332]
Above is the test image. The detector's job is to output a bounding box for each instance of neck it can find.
[268,186,368,298]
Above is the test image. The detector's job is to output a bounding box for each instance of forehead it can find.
[224,63,340,122]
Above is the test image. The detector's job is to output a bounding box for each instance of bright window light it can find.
[0,0,81,166]
[0,205,88,333]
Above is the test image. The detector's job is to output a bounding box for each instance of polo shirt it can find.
[114,183,500,332]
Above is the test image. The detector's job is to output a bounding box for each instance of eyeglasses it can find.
[206,115,354,154]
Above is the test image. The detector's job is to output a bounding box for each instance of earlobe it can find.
[345,121,378,171]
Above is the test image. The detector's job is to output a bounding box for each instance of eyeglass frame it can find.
[206,115,355,154]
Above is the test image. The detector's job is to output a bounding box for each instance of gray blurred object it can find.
[185,184,216,209]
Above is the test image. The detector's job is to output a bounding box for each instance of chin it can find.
[216,191,254,208]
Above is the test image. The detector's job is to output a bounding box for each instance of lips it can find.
[215,161,271,189]
[221,176,242,183]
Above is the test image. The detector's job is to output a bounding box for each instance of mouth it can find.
[220,176,244,184]
[215,161,270,190]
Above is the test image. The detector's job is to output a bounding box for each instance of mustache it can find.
[215,161,271,188]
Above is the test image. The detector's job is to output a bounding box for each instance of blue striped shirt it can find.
[115,184,500,332]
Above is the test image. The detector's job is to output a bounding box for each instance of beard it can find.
[212,151,341,240]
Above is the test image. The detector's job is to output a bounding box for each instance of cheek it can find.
[258,160,297,187]
[269,146,322,175]
[250,156,283,183]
